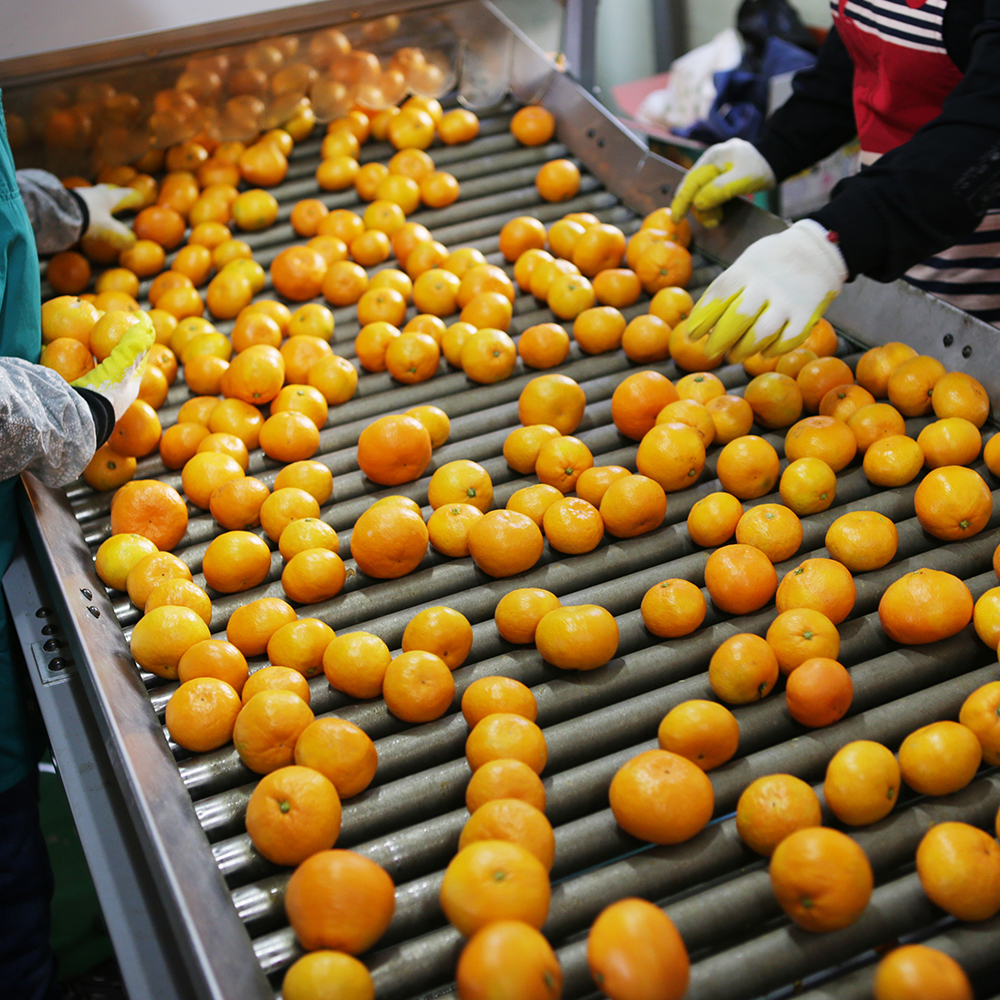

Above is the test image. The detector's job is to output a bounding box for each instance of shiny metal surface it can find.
[9,2,1000,998]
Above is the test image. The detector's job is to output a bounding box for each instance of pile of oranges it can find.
[31,65,1000,999]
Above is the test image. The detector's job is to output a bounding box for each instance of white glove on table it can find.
[74,184,143,253]
[685,219,848,361]
[670,138,776,228]
[71,312,155,421]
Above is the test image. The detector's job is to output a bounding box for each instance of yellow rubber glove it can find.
[74,183,144,253]
[71,312,154,421]
[685,220,847,361]
[670,138,776,228]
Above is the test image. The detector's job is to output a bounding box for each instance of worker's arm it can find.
[0,358,111,487]
[809,0,1000,282]
[671,27,856,224]
[16,170,140,256]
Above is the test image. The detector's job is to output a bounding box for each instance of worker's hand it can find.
[670,138,776,228]
[74,183,143,253]
[685,219,847,361]
[71,312,155,422]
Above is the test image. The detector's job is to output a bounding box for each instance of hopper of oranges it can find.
[19,32,1000,999]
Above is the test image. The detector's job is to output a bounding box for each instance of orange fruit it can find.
[94,533,160,593]
[914,465,993,540]
[258,411,321,463]
[226,597,297,658]
[83,445,136,492]
[510,105,556,145]
[597,473,667,539]
[233,689,314,774]
[609,748,714,844]
[686,491,744,547]
[541,496,604,555]
[621,313,671,363]
[819,382,876,422]
[708,632,780,704]
[499,216,548,262]
[440,840,551,937]
[110,479,188,551]
[657,699,739,771]
[176,638,248,693]
[282,951,372,1000]
[130,605,210,679]
[973,586,1000,649]
[455,920,562,1000]
[518,374,587,435]
[467,510,544,578]
[796,356,854,413]
[459,798,555,872]
[770,827,873,931]
[572,224,626,277]
[321,630,391,700]
[887,355,947,416]
[863,434,926,487]
[611,371,680,440]
[277,518,339,560]
[506,484,564,528]
[915,822,1000,921]
[350,503,428,579]
[574,466,631,509]
[402,605,473,669]
[107,399,161,458]
[462,677,538,727]
[824,511,898,572]
[636,422,705,493]
[634,240,693,295]
[427,503,483,558]
[847,402,907,453]
[240,666,311,708]
[785,413,859,472]
[293,717,378,799]
[855,342,918,397]
[775,347,819,380]
[535,158,580,202]
[917,417,982,468]
[931,371,991,427]
[776,557,857,625]
[743,371,805,430]
[518,322,572,369]
[735,503,803,563]
[466,759,546,815]
[533,435,593,494]
[898,720,982,796]
[766,607,841,676]
[427,460,493,514]
[534,604,619,671]
[878,568,974,644]
[785,656,853,727]
[164,676,241,753]
[382,650,455,723]
[259,488,321,545]
[704,543,778,615]
[778,456,837,516]
[461,328,518,384]
[466,713,548,774]
[640,578,707,639]
[284,849,395,953]
[656,398,715,448]
[356,414,432,486]
[716,435,781,500]
[124,551,193,610]
[266,618,336,679]
[494,588,562,645]
[736,773,822,857]
[587,899,689,1000]
[181,451,244,510]
[201,530,272,594]
[873,945,973,1000]
[825,739,901,825]
[244,764,341,866]
[591,269,641,309]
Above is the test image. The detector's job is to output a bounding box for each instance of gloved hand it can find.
[670,138,776,228]
[685,219,847,361]
[71,312,155,422]
[74,184,144,253]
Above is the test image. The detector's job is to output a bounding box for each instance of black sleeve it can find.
[72,387,114,447]
[754,26,858,183]
[810,1,1000,282]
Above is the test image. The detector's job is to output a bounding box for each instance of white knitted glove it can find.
[685,219,847,361]
[670,138,776,228]
[74,184,143,253]
[71,312,154,421]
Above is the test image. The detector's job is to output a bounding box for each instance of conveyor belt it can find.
[6,4,1000,999]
